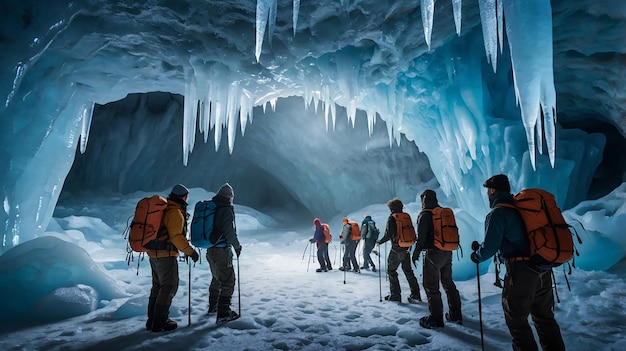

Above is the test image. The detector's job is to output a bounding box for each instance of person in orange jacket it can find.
[146,184,199,332]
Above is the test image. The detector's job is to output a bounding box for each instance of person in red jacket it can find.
[146,184,199,332]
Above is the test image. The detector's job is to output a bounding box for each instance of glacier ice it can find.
[0,0,622,250]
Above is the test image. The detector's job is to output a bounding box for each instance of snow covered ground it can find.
[0,188,625,351]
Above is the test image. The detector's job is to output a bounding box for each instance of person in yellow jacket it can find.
[146,184,199,332]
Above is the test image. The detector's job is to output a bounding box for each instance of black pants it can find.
[387,247,420,298]
[343,240,359,269]
[423,249,462,324]
[503,261,565,351]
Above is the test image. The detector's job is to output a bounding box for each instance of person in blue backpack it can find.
[205,183,242,324]
[360,215,379,272]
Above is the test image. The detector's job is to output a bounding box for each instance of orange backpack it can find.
[498,188,580,266]
[424,207,459,251]
[128,195,168,252]
[391,212,416,247]
[322,223,332,243]
[349,221,361,240]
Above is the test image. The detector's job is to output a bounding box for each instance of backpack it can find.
[391,212,416,247]
[349,221,361,240]
[190,200,218,248]
[497,188,578,266]
[424,207,460,251]
[128,195,168,252]
[368,222,380,240]
[322,223,332,243]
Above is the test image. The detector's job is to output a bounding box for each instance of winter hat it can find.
[171,184,189,197]
[313,218,321,226]
[217,183,234,198]
[483,174,511,193]
[342,217,349,224]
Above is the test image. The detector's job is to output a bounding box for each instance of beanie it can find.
[217,183,234,198]
[313,218,321,226]
[171,184,189,196]
[483,174,511,193]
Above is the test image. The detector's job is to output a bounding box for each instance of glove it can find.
[309,239,315,243]
[470,252,480,264]
[235,246,242,257]
[189,250,199,263]
[471,240,480,251]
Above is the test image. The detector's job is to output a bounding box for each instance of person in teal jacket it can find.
[471,174,565,351]
[360,215,379,272]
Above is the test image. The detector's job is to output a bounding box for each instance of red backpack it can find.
[498,188,580,266]
[127,195,168,252]
[391,212,416,247]
[322,223,332,243]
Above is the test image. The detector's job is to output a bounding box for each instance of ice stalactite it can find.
[293,0,300,36]
[255,0,273,62]
[421,0,435,50]
[78,103,94,154]
[183,75,198,166]
[478,0,499,72]
[452,0,462,35]
[504,0,557,168]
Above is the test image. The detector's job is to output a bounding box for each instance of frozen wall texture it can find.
[0,0,624,248]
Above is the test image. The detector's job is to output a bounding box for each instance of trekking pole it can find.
[378,243,382,302]
[333,244,338,265]
[472,241,485,351]
[307,242,312,272]
[188,258,192,327]
[237,255,241,317]
[302,241,309,261]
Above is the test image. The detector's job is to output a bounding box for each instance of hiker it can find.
[339,217,360,273]
[377,198,421,302]
[471,174,566,351]
[360,215,379,272]
[205,183,243,323]
[412,189,462,329]
[310,218,332,272]
[147,184,199,332]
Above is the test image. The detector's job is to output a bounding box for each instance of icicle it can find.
[269,97,277,112]
[240,89,253,137]
[255,0,270,62]
[504,0,557,168]
[330,102,337,130]
[347,100,357,127]
[212,83,227,151]
[478,0,498,72]
[312,91,320,114]
[183,75,199,166]
[497,0,504,53]
[79,102,94,154]
[452,0,462,35]
[268,0,277,47]
[293,0,300,36]
[421,0,435,50]
[366,108,376,136]
[226,82,241,153]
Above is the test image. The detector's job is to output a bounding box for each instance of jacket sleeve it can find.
[475,208,506,262]
[378,215,395,244]
[360,222,368,240]
[164,208,195,256]
[216,206,241,251]
[313,226,324,242]
[414,210,431,255]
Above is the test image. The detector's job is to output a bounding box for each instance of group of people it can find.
[144,174,565,351]
[311,174,565,350]
[145,183,242,332]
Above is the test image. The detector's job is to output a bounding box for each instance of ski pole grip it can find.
[471,241,480,251]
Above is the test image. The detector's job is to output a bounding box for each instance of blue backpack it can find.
[190,200,218,248]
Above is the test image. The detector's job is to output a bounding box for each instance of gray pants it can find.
[423,249,462,324]
[387,247,420,298]
[149,256,179,307]
[206,247,236,308]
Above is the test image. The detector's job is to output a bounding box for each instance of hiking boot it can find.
[152,318,177,332]
[384,295,401,302]
[360,266,369,270]
[445,312,463,325]
[216,310,240,324]
[327,266,333,271]
[207,305,217,315]
[339,266,351,271]
[353,268,361,274]
[145,319,152,331]
[315,268,325,273]
[408,294,422,303]
[371,266,377,272]
[419,316,444,329]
